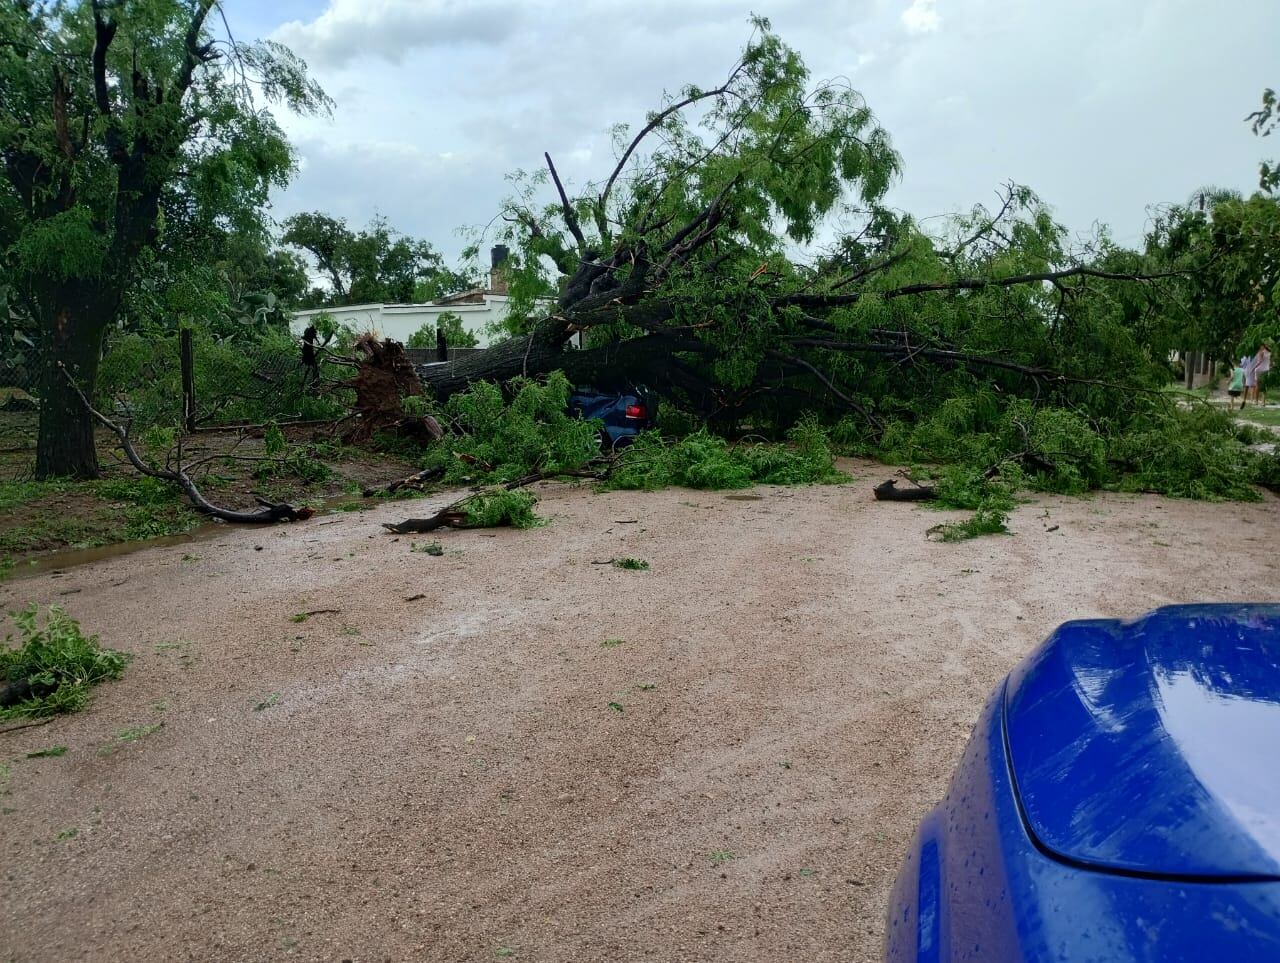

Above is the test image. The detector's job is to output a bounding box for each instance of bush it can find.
[1,607,127,720]
[1110,406,1263,501]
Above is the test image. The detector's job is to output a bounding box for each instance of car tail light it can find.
[624,403,646,420]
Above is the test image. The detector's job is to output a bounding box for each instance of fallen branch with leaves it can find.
[62,365,313,524]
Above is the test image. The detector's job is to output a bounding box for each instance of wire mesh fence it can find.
[0,331,357,480]
[0,346,41,480]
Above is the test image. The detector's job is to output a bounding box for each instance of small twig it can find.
[0,717,55,736]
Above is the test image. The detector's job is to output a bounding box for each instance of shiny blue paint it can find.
[886,605,1280,962]
[1007,604,1280,879]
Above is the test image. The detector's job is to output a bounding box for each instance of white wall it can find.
[291,297,517,347]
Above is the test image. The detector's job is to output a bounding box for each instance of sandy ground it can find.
[1,459,1277,963]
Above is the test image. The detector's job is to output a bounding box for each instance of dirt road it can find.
[2,461,1277,962]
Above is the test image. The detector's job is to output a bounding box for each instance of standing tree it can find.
[0,0,330,477]
[283,212,472,307]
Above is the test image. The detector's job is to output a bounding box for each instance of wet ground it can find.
[1,463,1277,962]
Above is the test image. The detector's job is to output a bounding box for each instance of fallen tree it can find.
[419,20,1179,446]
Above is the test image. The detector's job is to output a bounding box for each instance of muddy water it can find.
[6,494,378,582]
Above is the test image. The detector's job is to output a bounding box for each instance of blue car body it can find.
[886,604,1280,962]
[568,386,657,447]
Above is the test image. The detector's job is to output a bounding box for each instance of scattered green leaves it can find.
[25,745,67,758]
[0,606,127,720]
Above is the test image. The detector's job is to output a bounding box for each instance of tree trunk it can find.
[35,306,108,480]
[417,329,706,402]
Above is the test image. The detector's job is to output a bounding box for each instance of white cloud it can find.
[273,0,522,68]
[901,0,941,34]
[241,0,1280,262]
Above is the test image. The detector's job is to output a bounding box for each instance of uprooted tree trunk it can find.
[345,335,443,444]
[63,366,312,524]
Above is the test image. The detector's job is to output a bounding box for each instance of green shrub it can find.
[1,607,127,720]
[1110,406,1262,501]
[434,373,599,483]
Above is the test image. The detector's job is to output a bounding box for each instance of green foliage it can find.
[462,490,543,529]
[930,507,1011,542]
[430,373,598,484]
[407,312,480,349]
[284,212,470,307]
[1,1,331,473]
[605,421,846,491]
[1111,406,1264,501]
[95,476,176,506]
[254,446,332,485]
[263,423,286,456]
[0,607,127,720]
[613,558,650,571]
[96,329,349,431]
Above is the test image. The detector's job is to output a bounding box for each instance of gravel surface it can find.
[1,460,1277,962]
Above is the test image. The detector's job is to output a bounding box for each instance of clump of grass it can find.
[600,638,625,648]
[0,606,127,720]
[612,557,649,571]
[412,541,445,555]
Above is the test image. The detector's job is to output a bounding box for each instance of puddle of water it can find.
[5,493,381,582]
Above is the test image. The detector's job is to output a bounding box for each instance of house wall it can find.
[290,297,518,347]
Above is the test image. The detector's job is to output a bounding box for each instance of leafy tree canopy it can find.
[406,311,480,350]
[283,212,474,307]
[0,0,330,476]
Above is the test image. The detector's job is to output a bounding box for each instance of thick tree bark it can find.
[36,305,108,479]
[417,328,708,401]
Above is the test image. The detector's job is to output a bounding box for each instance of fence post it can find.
[180,328,195,432]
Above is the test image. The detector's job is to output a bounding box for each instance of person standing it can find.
[1255,342,1272,405]
[1228,358,1246,408]
[1243,353,1258,407]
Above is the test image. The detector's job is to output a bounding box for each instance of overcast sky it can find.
[224,0,1278,266]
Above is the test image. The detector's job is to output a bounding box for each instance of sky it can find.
[224,0,1279,268]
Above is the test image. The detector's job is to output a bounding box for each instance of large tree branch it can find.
[595,58,748,239]
[544,151,587,252]
[61,365,310,524]
[768,350,882,429]
[785,337,1136,390]
[774,265,1185,309]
